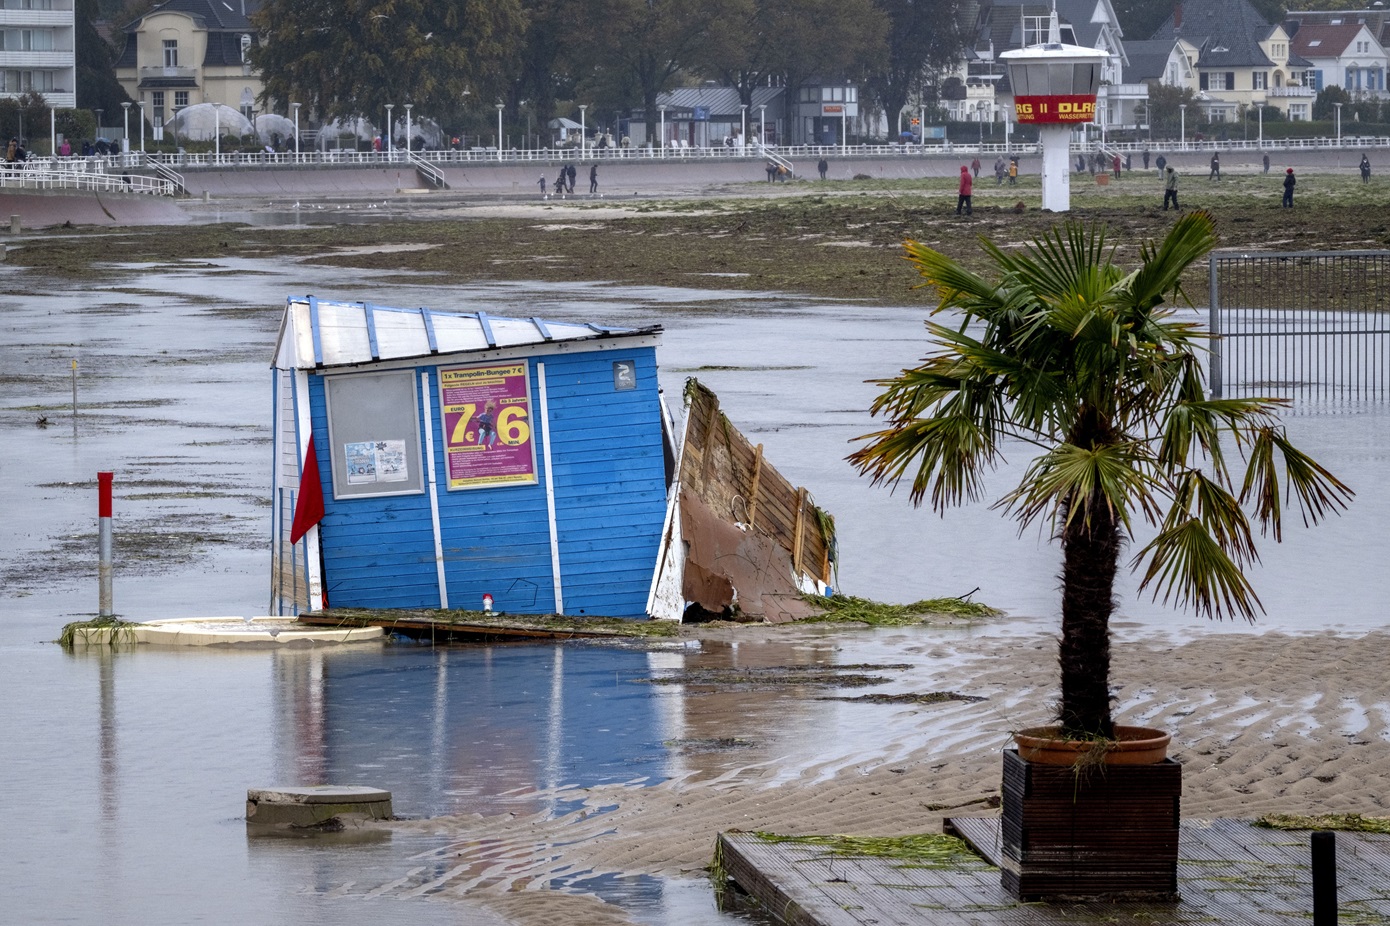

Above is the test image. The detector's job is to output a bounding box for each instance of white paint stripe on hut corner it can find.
[537,361,564,615]
[420,371,449,609]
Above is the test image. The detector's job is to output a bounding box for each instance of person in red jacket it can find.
[956,165,973,216]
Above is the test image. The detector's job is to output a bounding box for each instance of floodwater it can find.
[2,245,1388,925]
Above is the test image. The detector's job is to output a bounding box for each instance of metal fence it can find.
[1209,250,1390,402]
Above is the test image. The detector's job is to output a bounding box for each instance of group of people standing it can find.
[539,163,599,196]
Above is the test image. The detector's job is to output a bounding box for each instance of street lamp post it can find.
[214,102,222,160]
[840,96,847,155]
[977,99,988,149]
[1258,99,1264,147]
[404,103,413,151]
[94,108,102,142]
[138,101,145,154]
[659,104,667,156]
[385,103,394,157]
[1179,103,1186,149]
[740,103,747,149]
[496,103,504,162]
[49,105,54,157]
[579,104,587,154]
[758,103,765,147]
[290,102,300,161]
[121,101,131,154]
[1334,101,1343,145]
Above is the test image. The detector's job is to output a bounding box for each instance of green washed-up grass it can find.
[800,593,1001,626]
[1256,812,1390,834]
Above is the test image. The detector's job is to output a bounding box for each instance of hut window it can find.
[323,370,425,499]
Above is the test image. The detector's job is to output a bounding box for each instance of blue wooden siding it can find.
[309,374,440,609]
[311,345,667,617]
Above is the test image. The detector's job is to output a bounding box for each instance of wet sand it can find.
[381,624,1390,925]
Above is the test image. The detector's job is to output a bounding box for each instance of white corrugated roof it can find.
[273,297,661,370]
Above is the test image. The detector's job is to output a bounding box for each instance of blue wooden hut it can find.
[269,297,671,618]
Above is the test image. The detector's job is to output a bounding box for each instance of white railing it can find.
[16,135,1389,186]
[0,164,174,196]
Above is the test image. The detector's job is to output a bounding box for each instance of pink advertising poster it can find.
[439,362,538,490]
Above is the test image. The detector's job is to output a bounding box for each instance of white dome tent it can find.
[168,103,254,142]
[316,116,376,150]
[254,113,297,146]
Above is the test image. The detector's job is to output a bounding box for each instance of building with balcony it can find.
[1287,19,1388,100]
[114,0,263,141]
[1146,0,1317,121]
[0,0,76,108]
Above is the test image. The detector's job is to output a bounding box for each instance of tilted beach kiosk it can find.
[268,297,834,622]
[999,7,1108,212]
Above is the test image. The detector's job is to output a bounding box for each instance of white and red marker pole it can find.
[98,471,114,618]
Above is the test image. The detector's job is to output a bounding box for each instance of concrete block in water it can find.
[246,785,392,829]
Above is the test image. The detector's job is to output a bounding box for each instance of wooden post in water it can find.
[98,472,114,618]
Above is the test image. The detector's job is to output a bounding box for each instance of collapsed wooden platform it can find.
[716,818,1390,925]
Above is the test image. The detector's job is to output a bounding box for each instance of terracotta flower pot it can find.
[1012,725,1171,766]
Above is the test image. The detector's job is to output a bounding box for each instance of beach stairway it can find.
[407,150,448,191]
[143,154,186,195]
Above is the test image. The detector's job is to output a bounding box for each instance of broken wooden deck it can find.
[296,609,677,642]
[716,817,1390,925]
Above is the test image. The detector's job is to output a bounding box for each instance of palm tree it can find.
[849,211,1352,740]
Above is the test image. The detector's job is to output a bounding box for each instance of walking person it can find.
[1209,152,1221,180]
[566,163,576,194]
[589,163,599,194]
[1282,167,1296,207]
[1155,153,1166,177]
[1112,153,1121,179]
[1360,153,1371,183]
[1163,166,1179,211]
[538,174,547,197]
[970,156,980,179]
[1142,148,1150,170]
[817,157,828,180]
[1008,157,1018,186]
[1262,152,1270,174]
[956,165,973,216]
[994,155,1006,186]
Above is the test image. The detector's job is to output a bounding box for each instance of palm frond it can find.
[1240,427,1354,539]
[1136,516,1262,620]
[998,441,1159,535]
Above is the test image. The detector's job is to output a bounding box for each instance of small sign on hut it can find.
[269,298,834,622]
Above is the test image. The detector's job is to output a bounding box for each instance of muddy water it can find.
[1,252,1387,925]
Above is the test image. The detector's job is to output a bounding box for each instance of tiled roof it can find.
[1149,0,1277,67]
[1291,22,1361,58]
[1124,38,1179,82]
[123,0,261,33]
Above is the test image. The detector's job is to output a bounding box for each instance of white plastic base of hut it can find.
[246,786,393,830]
[70,617,384,646]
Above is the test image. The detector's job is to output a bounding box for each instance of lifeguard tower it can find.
[999,7,1109,212]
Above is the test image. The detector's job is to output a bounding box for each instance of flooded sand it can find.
[2,251,1389,925]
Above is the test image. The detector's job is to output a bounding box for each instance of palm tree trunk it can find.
[1057,492,1120,739]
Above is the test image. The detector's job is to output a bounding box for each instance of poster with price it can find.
[439,363,538,490]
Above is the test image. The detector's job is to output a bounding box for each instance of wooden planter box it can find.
[1000,749,1181,901]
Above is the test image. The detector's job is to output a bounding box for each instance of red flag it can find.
[289,436,325,544]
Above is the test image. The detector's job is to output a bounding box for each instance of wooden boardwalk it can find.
[716,818,1390,925]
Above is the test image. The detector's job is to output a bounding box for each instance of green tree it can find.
[863,0,964,139]
[249,0,526,125]
[570,0,740,145]
[766,0,887,143]
[1312,85,1351,121]
[848,213,1351,739]
[77,0,135,119]
[1146,82,1198,140]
